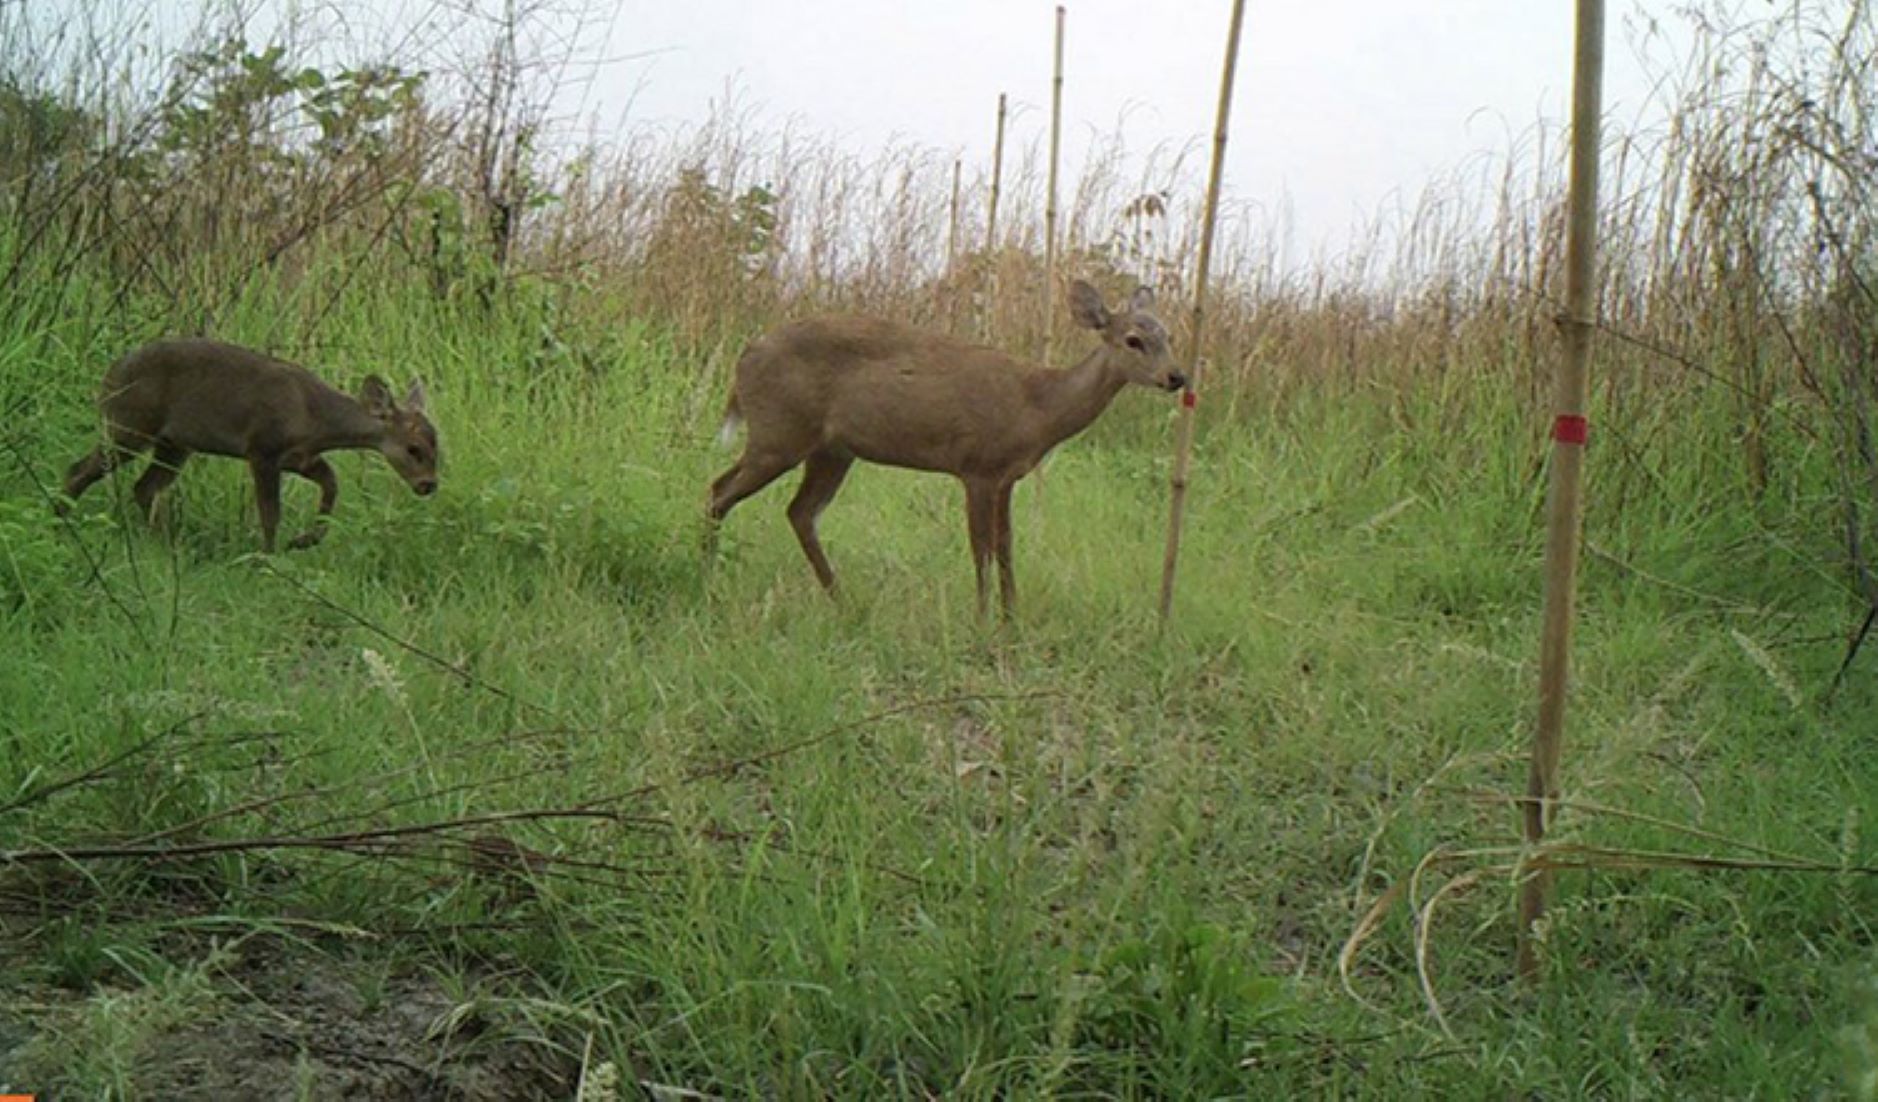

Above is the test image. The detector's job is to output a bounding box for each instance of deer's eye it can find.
[407,445,424,461]
[1125,335,1147,352]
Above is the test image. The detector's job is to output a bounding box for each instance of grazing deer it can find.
[708,280,1183,615]
[61,339,438,551]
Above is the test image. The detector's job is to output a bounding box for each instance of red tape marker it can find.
[1181,389,1197,409]
[1553,414,1589,445]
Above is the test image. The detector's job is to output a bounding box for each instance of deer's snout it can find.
[1165,372,1188,392]
[414,478,438,496]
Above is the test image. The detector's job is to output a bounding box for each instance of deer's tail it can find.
[715,390,743,450]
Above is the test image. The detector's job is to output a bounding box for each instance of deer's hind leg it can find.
[59,449,114,514]
[61,424,152,510]
[709,455,794,521]
[786,451,854,594]
[707,444,804,526]
[703,449,801,573]
[131,443,191,527]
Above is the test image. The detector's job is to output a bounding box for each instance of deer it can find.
[61,338,439,551]
[706,279,1184,616]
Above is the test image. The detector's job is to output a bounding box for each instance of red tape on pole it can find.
[1182,389,1197,409]
[1553,414,1588,445]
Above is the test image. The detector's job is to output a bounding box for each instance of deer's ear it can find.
[1127,285,1155,313]
[358,375,395,416]
[403,380,427,414]
[1068,279,1110,330]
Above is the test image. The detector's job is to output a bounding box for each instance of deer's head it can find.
[361,377,440,496]
[1069,280,1185,392]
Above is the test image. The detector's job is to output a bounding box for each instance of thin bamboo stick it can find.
[1518,0,1606,982]
[1043,5,1065,365]
[983,92,1008,341]
[1157,0,1247,626]
[947,157,962,275]
[1035,6,1067,508]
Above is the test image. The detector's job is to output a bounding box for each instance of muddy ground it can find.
[1,939,581,1100]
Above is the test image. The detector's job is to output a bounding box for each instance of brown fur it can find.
[62,339,438,551]
[707,281,1183,615]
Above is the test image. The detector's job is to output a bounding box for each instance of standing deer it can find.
[61,339,439,551]
[707,280,1183,615]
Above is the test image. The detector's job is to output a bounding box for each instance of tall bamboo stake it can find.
[1043,4,1065,365]
[1157,0,1247,626]
[1518,0,1605,982]
[982,92,1008,340]
[947,157,962,274]
[1035,5,1067,507]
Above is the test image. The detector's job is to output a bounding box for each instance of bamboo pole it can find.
[1035,5,1067,508]
[947,157,962,274]
[1518,0,1605,982]
[1157,0,1246,626]
[982,92,1008,340]
[1043,4,1065,365]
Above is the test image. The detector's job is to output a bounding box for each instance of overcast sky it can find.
[564,2,1689,259]
[111,0,1699,262]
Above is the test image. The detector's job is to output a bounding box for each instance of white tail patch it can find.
[715,410,743,450]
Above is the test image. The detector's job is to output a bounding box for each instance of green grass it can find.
[2,279,1875,1098]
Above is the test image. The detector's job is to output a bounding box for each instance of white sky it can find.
[566,2,1690,259]
[66,0,1699,264]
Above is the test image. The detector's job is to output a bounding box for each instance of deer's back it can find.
[100,340,334,456]
[736,317,1044,473]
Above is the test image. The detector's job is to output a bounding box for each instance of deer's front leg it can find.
[248,455,284,552]
[287,457,339,549]
[993,481,1017,616]
[964,479,994,617]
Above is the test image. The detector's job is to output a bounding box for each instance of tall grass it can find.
[2,1,1875,1097]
